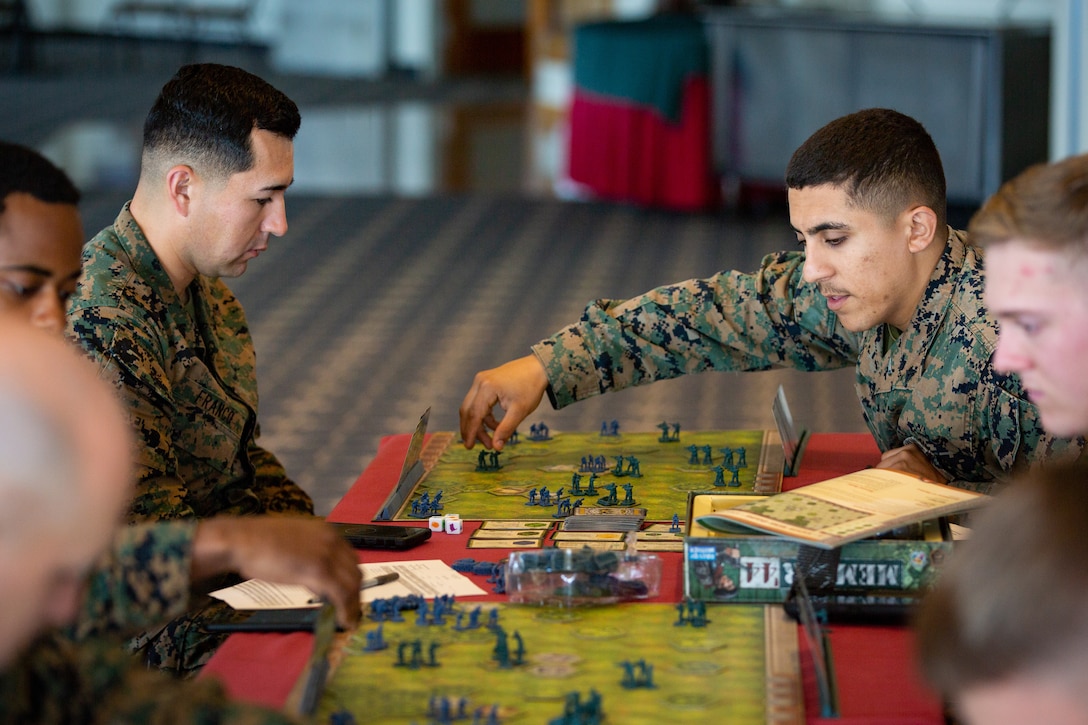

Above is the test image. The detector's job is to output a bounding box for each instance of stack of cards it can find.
[561,506,647,532]
[466,520,552,549]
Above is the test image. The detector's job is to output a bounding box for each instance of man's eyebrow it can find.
[0,264,51,276]
[260,178,294,192]
[792,221,851,236]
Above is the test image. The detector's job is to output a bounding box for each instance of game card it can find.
[469,529,547,540]
[636,530,682,540]
[467,538,544,549]
[478,520,553,530]
[554,540,626,551]
[634,540,685,552]
[551,531,626,541]
[642,523,681,532]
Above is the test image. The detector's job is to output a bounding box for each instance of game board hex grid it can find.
[317,603,801,724]
[393,430,782,522]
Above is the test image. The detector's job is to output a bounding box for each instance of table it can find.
[201,432,944,724]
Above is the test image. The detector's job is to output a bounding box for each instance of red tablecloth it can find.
[201,432,943,723]
[567,77,717,211]
[566,16,717,211]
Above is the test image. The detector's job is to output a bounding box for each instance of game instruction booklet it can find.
[695,468,988,549]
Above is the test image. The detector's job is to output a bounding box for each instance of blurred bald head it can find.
[0,314,132,667]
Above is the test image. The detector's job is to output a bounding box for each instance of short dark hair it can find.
[969,152,1088,255]
[786,109,947,228]
[0,141,80,214]
[916,459,1088,699]
[142,63,301,179]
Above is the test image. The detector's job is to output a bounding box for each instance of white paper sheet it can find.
[209,558,489,610]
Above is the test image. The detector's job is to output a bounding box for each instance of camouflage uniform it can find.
[68,203,313,521]
[72,522,195,640]
[0,633,301,724]
[66,520,249,676]
[67,203,312,673]
[533,229,1083,493]
[1,523,297,722]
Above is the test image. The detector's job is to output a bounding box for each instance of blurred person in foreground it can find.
[0,315,304,723]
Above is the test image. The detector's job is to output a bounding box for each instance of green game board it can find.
[317,602,802,724]
[395,430,783,522]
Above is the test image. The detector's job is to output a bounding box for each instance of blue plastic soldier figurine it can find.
[513,631,525,665]
[492,627,510,668]
[658,421,671,441]
[688,444,700,465]
[737,447,747,467]
[671,514,682,533]
[721,447,734,469]
[713,465,726,487]
[526,488,538,506]
[701,445,713,465]
[729,466,742,487]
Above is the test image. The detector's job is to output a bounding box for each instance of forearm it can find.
[70,521,197,639]
[534,259,857,408]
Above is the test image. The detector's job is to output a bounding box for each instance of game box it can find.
[683,492,953,604]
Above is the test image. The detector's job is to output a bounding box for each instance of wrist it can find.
[190,518,238,582]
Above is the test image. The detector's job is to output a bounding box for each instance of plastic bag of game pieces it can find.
[505,546,662,606]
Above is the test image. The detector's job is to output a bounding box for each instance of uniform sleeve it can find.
[969,370,1086,492]
[69,300,197,520]
[533,251,861,408]
[70,521,196,640]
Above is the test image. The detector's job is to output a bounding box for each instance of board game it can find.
[390,428,784,523]
[317,602,802,724]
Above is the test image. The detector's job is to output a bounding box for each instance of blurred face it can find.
[0,319,132,669]
[185,129,293,281]
[0,193,83,336]
[959,677,1088,725]
[790,184,925,332]
[987,242,1088,437]
[0,510,113,668]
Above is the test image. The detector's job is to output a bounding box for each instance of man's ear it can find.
[165,165,194,217]
[905,205,939,254]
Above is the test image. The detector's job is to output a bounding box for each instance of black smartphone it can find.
[205,608,333,633]
[328,522,431,550]
[784,590,922,626]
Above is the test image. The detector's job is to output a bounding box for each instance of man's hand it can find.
[459,355,549,450]
[875,442,948,483]
[191,517,362,629]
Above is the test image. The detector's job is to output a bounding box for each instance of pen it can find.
[308,572,400,604]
